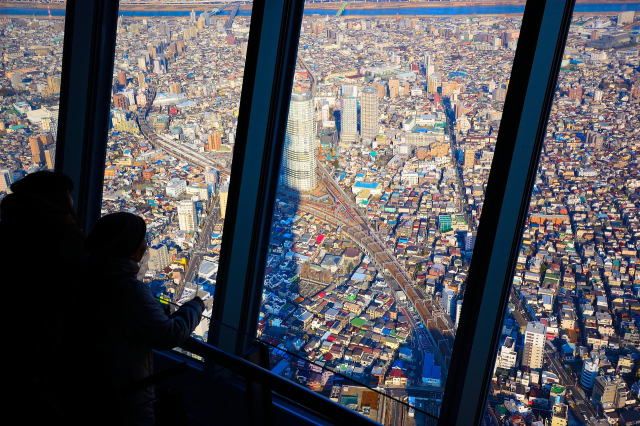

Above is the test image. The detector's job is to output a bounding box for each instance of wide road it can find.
[135,85,227,302]
[545,351,599,424]
[175,195,220,301]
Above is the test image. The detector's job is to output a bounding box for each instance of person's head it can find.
[9,171,75,215]
[86,212,147,262]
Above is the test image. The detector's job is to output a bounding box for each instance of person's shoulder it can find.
[124,278,158,302]
[123,277,148,292]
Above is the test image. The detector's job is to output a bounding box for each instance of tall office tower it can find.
[580,357,599,390]
[321,103,330,122]
[388,78,400,99]
[219,183,229,219]
[46,76,61,94]
[138,56,148,72]
[340,90,358,145]
[137,69,148,86]
[442,288,456,317]
[550,403,568,426]
[464,231,476,251]
[282,91,317,192]
[522,322,546,369]
[424,53,434,77]
[360,87,378,145]
[153,58,167,74]
[454,299,463,328]
[44,147,55,170]
[617,11,635,27]
[177,199,197,232]
[147,43,157,59]
[29,136,45,164]
[0,168,12,192]
[463,148,475,168]
[427,73,440,95]
[206,132,221,151]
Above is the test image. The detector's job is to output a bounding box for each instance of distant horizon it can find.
[2,0,640,18]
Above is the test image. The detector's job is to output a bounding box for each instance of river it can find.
[1,3,640,18]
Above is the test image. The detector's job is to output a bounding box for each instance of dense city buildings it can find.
[2,2,640,425]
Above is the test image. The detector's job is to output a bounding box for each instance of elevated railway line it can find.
[137,86,230,179]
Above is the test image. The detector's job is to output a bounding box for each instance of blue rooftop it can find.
[422,352,441,382]
[354,181,379,189]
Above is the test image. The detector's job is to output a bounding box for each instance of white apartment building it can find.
[282,90,317,192]
[522,321,546,369]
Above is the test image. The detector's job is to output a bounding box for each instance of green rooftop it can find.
[351,317,367,328]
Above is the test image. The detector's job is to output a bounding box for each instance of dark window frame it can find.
[55,0,120,232]
[52,0,578,423]
[440,0,576,424]
[208,0,305,355]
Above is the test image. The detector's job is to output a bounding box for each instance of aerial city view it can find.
[2,0,640,424]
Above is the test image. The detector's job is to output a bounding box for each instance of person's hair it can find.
[10,171,74,215]
[86,212,147,259]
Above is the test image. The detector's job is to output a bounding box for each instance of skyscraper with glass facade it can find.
[340,85,358,145]
[282,91,317,192]
[360,86,378,145]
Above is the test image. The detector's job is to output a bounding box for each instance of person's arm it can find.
[125,280,204,349]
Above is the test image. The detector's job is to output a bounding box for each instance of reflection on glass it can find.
[486,9,640,426]
[264,340,438,425]
[0,3,66,192]
[101,3,253,341]
[258,3,523,423]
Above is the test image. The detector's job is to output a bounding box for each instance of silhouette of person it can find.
[86,212,204,425]
[0,171,89,423]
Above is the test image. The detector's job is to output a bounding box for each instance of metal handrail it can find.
[179,337,379,426]
[163,298,436,421]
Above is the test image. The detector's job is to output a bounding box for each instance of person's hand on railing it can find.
[192,296,205,311]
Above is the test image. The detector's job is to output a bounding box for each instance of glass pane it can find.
[264,339,438,425]
[486,4,640,425]
[100,2,253,340]
[259,2,525,422]
[0,2,66,193]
